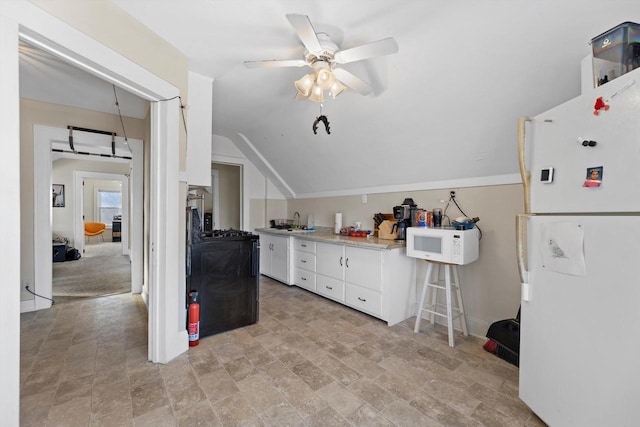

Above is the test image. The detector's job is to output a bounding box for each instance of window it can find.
[98,190,121,224]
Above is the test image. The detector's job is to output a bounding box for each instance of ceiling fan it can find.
[244,14,399,102]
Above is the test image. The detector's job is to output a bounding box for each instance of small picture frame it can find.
[52,184,65,207]
[583,166,603,188]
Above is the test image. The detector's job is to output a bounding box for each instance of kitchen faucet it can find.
[293,211,300,226]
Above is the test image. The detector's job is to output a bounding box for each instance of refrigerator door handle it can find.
[518,117,532,214]
[516,214,530,301]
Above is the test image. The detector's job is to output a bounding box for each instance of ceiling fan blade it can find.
[332,68,373,96]
[334,37,399,64]
[244,59,307,68]
[286,14,323,55]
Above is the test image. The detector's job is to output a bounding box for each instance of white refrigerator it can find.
[517,67,640,426]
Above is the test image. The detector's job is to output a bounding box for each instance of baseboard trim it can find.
[20,299,35,313]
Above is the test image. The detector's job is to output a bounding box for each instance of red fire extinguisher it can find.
[188,291,200,347]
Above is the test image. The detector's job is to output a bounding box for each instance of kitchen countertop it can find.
[255,227,406,250]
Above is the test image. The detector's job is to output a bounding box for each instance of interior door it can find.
[520,215,640,426]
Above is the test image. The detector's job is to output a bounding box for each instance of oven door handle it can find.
[251,240,260,277]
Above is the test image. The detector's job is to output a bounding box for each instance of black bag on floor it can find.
[65,247,81,261]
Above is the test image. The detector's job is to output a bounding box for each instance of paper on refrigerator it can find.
[539,222,586,276]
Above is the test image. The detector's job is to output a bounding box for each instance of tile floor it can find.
[20,276,545,426]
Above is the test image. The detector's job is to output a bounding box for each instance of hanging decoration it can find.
[312,103,330,134]
[313,115,331,134]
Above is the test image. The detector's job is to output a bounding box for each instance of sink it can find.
[286,228,315,233]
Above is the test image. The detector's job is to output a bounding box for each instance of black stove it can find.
[187,225,260,338]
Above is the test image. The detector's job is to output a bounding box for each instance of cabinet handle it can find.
[346,258,349,268]
[301,244,307,247]
[358,297,366,302]
[339,256,343,266]
[326,285,333,290]
[301,259,307,263]
[301,277,307,281]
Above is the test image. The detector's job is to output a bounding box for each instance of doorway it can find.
[51,170,133,304]
[31,125,144,311]
[2,7,184,421]
[210,162,241,230]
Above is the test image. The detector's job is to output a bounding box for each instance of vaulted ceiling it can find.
[20,1,640,197]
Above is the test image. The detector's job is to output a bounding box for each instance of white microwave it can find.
[406,227,479,265]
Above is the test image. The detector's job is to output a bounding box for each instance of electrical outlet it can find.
[361,194,367,204]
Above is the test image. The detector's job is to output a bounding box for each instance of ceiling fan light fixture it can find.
[294,73,315,97]
[309,85,325,102]
[315,67,335,91]
[329,80,347,98]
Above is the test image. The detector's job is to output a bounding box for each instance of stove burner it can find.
[203,228,255,238]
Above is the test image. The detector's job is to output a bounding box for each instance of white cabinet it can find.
[259,231,416,326]
[316,243,382,312]
[316,242,345,302]
[293,238,315,292]
[259,233,290,284]
[345,246,382,291]
[317,242,345,280]
[344,247,383,317]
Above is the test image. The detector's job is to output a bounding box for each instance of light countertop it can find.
[254,227,406,250]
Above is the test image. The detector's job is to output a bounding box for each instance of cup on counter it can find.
[433,208,443,227]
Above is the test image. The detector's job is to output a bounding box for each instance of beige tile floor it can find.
[20,276,545,426]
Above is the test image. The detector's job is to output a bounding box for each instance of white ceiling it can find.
[20,1,640,197]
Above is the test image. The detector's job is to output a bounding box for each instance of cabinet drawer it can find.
[294,239,315,253]
[294,251,316,271]
[345,284,381,317]
[316,274,344,302]
[294,268,316,291]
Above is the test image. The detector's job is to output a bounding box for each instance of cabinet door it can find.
[316,242,344,280]
[259,234,272,275]
[345,246,382,291]
[270,235,289,282]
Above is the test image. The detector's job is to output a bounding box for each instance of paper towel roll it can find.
[334,212,342,234]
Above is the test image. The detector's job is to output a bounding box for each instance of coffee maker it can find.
[392,203,410,241]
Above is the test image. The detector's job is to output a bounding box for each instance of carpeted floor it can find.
[52,242,131,300]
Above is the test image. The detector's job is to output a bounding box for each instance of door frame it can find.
[77,172,129,256]
[2,4,187,421]
[5,3,184,359]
